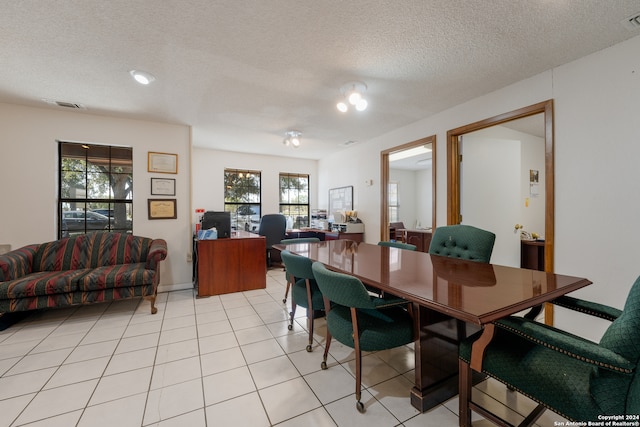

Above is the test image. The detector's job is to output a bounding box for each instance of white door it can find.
[460,135,521,267]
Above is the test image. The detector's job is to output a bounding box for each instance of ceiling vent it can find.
[43,99,86,109]
[621,12,640,31]
[341,140,358,147]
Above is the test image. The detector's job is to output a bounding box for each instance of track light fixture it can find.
[283,130,302,148]
[337,81,368,113]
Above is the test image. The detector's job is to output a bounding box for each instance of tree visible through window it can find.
[224,169,261,232]
[279,173,309,228]
[58,142,133,238]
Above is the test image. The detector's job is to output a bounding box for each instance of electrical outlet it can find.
[186,252,192,263]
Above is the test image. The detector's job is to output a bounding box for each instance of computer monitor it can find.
[201,211,231,238]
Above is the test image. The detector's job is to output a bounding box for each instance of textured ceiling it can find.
[1,1,638,159]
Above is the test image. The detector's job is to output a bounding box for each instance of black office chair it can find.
[280,237,320,303]
[257,214,287,267]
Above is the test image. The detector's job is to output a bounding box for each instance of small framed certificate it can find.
[151,178,176,196]
[148,199,177,220]
[148,152,178,174]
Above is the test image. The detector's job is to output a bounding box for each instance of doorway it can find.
[381,135,436,242]
[447,99,554,321]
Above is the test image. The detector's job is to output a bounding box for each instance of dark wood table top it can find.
[276,239,591,325]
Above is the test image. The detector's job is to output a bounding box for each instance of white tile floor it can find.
[0,269,565,427]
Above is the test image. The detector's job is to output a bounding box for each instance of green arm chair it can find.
[377,241,417,251]
[459,276,640,426]
[429,224,496,340]
[280,250,325,352]
[428,224,496,263]
[280,237,320,303]
[311,262,415,413]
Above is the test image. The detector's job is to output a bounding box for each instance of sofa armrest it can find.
[146,239,168,271]
[496,316,634,374]
[0,245,38,282]
[552,295,622,321]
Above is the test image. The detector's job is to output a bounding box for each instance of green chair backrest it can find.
[377,241,417,251]
[280,250,315,280]
[280,237,321,244]
[428,224,495,263]
[311,262,376,310]
[598,276,640,413]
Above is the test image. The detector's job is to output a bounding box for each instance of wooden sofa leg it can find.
[145,295,158,314]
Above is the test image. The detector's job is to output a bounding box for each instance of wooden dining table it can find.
[276,239,592,412]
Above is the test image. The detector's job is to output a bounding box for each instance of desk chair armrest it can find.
[551,295,622,322]
[496,317,635,374]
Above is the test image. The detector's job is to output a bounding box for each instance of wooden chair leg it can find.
[459,358,472,427]
[283,278,291,303]
[351,307,365,413]
[305,279,314,352]
[321,295,332,370]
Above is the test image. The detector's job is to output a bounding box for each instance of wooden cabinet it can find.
[196,232,266,296]
[286,229,363,243]
[521,240,545,271]
[404,229,432,252]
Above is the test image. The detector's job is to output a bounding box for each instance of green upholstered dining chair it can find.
[458,276,640,426]
[428,224,496,263]
[428,224,496,340]
[280,250,325,352]
[377,241,417,251]
[280,237,321,303]
[311,262,415,413]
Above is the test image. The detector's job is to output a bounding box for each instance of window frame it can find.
[224,169,262,232]
[58,141,133,238]
[279,172,310,228]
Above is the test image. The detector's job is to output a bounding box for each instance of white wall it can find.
[389,168,433,230]
[389,169,417,228]
[319,35,640,340]
[0,103,192,292]
[191,147,319,228]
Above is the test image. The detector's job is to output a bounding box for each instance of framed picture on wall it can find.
[148,152,178,174]
[329,186,353,217]
[148,199,177,220]
[151,178,176,196]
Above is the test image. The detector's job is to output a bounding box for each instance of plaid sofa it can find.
[0,232,167,314]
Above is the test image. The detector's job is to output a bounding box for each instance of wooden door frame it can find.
[446,99,555,323]
[380,135,436,241]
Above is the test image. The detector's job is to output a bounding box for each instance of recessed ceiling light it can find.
[129,70,156,85]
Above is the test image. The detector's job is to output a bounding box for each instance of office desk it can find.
[286,228,364,243]
[196,231,266,297]
[278,240,591,411]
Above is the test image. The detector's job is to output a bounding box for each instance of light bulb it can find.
[355,98,368,111]
[129,70,155,85]
[348,91,361,105]
[291,137,300,147]
[337,101,348,112]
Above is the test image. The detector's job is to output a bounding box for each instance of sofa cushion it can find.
[0,270,88,299]
[75,263,156,291]
[33,233,153,272]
